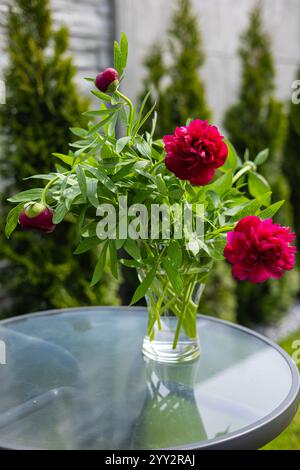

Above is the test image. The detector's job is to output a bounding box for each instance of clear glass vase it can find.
[137,269,205,363]
[132,358,208,448]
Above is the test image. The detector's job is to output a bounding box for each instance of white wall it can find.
[0,0,113,95]
[0,0,299,127]
[115,0,300,127]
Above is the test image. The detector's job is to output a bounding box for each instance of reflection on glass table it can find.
[0,307,298,450]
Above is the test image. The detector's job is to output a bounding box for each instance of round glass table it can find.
[0,307,299,450]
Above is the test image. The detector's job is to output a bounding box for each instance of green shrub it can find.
[0,0,120,317]
[140,0,210,137]
[199,262,237,323]
[284,67,300,251]
[224,5,297,325]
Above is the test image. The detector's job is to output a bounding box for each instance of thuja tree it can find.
[284,67,300,251]
[140,0,211,137]
[139,0,237,321]
[0,0,119,316]
[224,6,298,324]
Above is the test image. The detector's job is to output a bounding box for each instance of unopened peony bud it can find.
[95,68,119,93]
[19,203,56,233]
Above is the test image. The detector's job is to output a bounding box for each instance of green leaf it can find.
[52,153,73,167]
[135,90,152,131]
[90,242,108,287]
[222,140,239,172]
[248,172,271,201]
[88,114,116,135]
[123,238,141,261]
[155,175,168,195]
[91,90,111,102]
[86,178,99,208]
[110,93,120,106]
[53,202,68,224]
[64,186,82,210]
[109,240,119,279]
[116,136,131,154]
[167,241,182,269]
[85,166,117,193]
[162,258,183,295]
[74,237,100,254]
[83,107,120,118]
[135,140,152,159]
[112,162,135,182]
[210,171,232,196]
[259,200,285,220]
[120,258,142,268]
[229,193,271,223]
[114,40,123,75]
[254,149,269,166]
[207,238,227,261]
[120,32,128,72]
[130,264,157,305]
[75,206,87,243]
[196,239,211,255]
[81,221,97,238]
[70,128,88,138]
[133,102,156,136]
[75,165,87,196]
[23,174,56,181]
[5,203,24,238]
[8,188,43,203]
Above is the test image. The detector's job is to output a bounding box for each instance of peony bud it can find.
[19,203,56,233]
[95,68,119,93]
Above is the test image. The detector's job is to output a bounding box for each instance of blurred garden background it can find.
[0,0,299,449]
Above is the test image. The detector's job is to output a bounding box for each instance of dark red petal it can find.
[189,166,215,186]
[247,265,271,283]
[232,265,248,281]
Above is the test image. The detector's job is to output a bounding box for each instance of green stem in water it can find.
[115,90,135,135]
[172,275,198,350]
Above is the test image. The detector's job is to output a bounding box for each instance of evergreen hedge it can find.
[0,0,120,317]
[224,6,298,324]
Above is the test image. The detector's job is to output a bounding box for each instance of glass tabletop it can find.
[0,307,298,450]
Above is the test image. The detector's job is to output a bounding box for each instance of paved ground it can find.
[254,302,300,342]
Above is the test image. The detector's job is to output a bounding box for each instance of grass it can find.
[262,329,300,450]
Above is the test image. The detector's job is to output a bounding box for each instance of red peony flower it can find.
[95,68,119,93]
[224,216,296,283]
[19,203,56,233]
[163,119,228,185]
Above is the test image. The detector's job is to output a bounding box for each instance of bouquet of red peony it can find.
[6,34,297,363]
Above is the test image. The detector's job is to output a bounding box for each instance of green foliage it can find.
[284,67,300,250]
[6,34,280,341]
[224,6,298,325]
[140,0,211,137]
[138,0,235,319]
[0,0,120,316]
[262,329,300,450]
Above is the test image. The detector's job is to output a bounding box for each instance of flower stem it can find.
[172,275,198,350]
[41,176,59,205]
[232,161,256,185]
[116,90,135,135]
